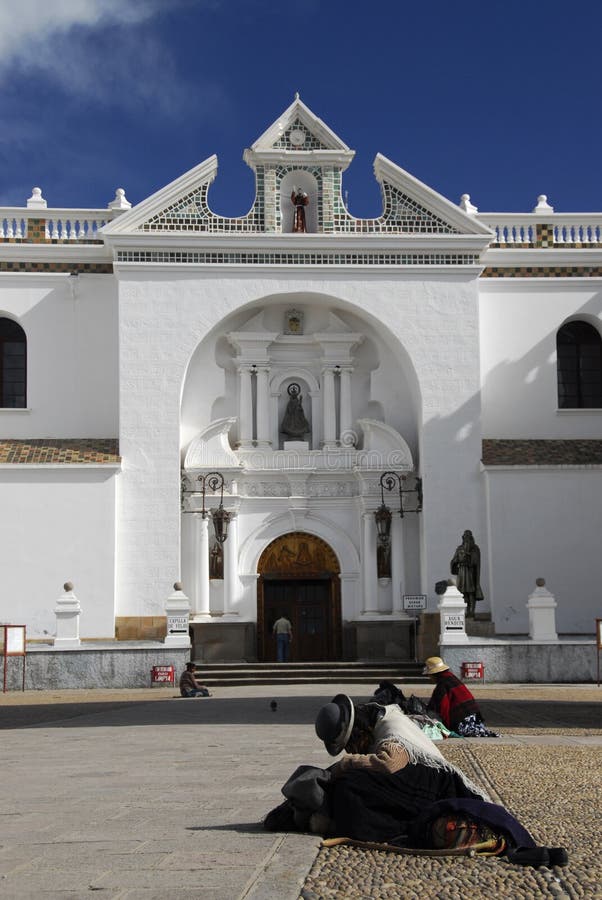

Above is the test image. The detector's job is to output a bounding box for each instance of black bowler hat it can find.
[315,694,355,756]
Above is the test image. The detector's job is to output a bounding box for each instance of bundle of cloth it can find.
[374,656,499,739]
[263,696,567,869]
[372,680,453,740]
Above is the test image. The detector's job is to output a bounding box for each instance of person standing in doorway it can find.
[273,613,293,662]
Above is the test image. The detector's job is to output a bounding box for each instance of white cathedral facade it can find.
[1,97,600,665]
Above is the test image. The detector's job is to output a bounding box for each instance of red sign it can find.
[151,665,175,685]
[461,661,484,681]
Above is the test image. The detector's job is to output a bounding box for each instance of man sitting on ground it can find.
[179,662,211,698]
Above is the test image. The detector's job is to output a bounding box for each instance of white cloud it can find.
[0,1,159,60]
[0,0,211,116]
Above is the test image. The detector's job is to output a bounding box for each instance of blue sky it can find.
[1,0,601,216]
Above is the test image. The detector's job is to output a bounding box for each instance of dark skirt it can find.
[331,762,482,842]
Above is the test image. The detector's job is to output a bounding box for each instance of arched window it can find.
[557,321,602,408]
[0,317,27,408]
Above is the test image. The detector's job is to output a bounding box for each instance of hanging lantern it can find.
[197,471,230,544]
[211,504,231,544]
[374,503,392,542]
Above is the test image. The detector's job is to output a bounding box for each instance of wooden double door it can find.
[263,579,331,662]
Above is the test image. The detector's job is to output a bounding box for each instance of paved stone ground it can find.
[0,683,601,899]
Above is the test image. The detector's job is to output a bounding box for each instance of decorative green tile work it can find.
[333,181,458,234]
[0,439,120,464]
[0,261,113,273]
[483,439,602,465]
[482,266,602,277]
[142,180,265,233]
[272,118,329,151]
[117,250,478,266]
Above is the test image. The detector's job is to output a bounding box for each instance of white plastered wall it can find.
[485,467,601,633]
[117,269,485,619]
[0,274,119,437]
[479,280,602,438]
[0,469,116,638]
[0,273,119,639]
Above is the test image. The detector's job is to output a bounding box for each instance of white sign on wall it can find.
[167,615,189,635]
[403,594,427,611]
[444,614,464,631]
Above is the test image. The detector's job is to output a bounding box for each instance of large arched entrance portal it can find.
[257,532,341,662]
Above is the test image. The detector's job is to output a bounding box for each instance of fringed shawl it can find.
[371,705,490,801]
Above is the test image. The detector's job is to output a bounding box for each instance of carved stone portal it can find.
[258,532,340,577]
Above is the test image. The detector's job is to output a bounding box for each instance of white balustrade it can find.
[44,211,110,241]
[0,207,122,241]
[0,216,26,239]
[477,215,537,244]
[477,212,602,246]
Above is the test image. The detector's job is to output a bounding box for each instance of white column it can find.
[339,366,355,446]
[321,367,337,448]
[197,514,211,616]
[391,516,408,616]
[255,367,271,447]
[238,365,254,447]
[361,512,379,614]
[223,513,239,616]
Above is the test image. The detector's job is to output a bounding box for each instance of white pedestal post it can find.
[438,580,468,645]
[164,582,192,647]
[54,581,81,648]
[527,578,558,641]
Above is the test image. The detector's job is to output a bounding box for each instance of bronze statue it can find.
[450,529,483,618]
[209,542,223,579]
[377,538,391,579]
[280,383,310,439]
[291,188,309,233]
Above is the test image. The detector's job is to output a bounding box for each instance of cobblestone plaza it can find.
[1,684,600,899]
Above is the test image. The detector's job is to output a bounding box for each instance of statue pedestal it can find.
[527,580,558,641]
[54,586,81,648]
[164,584,192,648]
[283,441,309,450]
[438,581,468,645]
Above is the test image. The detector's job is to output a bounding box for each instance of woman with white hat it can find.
[423,656,497,737]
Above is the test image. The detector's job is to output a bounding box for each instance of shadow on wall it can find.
[421,290,602,635]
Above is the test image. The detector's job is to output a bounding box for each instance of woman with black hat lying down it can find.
[264,695,568,868]
[315,696,489,843]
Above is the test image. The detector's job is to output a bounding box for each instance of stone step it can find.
[191,661,428,686]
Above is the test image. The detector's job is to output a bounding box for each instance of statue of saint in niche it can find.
[280,383,311,440]
[450,529,484,618]
[291,187,309,233]
[209,542,223,580]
